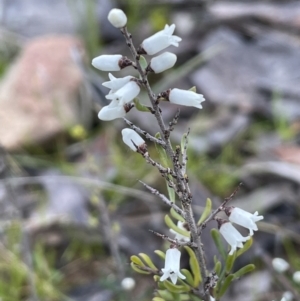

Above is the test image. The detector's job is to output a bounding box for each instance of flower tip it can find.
[122,128,145,151]
[108,8,127,28]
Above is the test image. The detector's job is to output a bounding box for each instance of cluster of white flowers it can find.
[92,9,205,123]
[219,207,264,255]
[93,7,265,297]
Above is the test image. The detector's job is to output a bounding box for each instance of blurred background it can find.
[0,0,300,300]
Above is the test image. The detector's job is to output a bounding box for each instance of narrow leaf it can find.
[184,246,201,286]
[165,215,190,238]
[233,264,255,279]
[197,198,212,225]
[236,237,253,257]
[130,262,150,274]
[170,208,185,222]
[154,134,175,202]
[163,280,190,293]
[225,253,236,274]
[133,98,152,112]
[139,55,148,70]
[211,228,226,260]
[218,274,234,298]
[189,86,197,93]
[139,253,158,269]
[180,269,195,287]
[152,297,166,301]
[157,289,174,300]
[130,255,145,266]
[154,250,166,260]
[214,260,222,276]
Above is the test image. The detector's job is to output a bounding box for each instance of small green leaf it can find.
[181,269,195,287]
[154,134,175,202]
[211,229,226,260]
[139,55,148,70]
[154,250,166,260]
[218,274,234,298]
[130,255,145,266]
[184,246,201,286]
[197,198,212,225]
[166,182,176,203]
[236,237,253,257]
[133,98,152,112]
[153,275,161,282]
[188,86,197,93]
[152,297,166,301]
[170,208,185,222]
[163,280,190,293]
[233,264,255,279]
[165,215,190,238]
[139,253,158,269]
[157,289,174,300]
[225,253,236,274]
[130,262,150,274]
[214,260,222,276]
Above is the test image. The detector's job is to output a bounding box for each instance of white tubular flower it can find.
[122,129,145,152]
[139,24,182,55]
[293,271,300,284]
[106,80,140,105]
[160,248,186,284]
[226,207,264,236]
[170,221,190,242]
[98,99,127,121]
[102,73,133,92]
[210,296,216,301]
[219,221,250,255]
[92,54,132,71]
[149,52,177,73]
[107,8,127,28]
[272,258,290,273]
[168,88,205,109]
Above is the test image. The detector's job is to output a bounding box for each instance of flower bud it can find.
[107,8,127,28]
[148,52,177,73]
[160,88,205,109]
[272,257,290,273]
[293,271,300,284]
[138,24,182,55]
[92,55,132,71]
[122,129,145,152]
[121,277,135,290]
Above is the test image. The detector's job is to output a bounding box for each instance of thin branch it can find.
[198,183,243,235]
[149,229,197,248]
[139,180,184,216]
[123,118,166,147]
[141,152,177,178]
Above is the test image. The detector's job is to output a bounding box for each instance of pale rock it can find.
[0,35,87,150]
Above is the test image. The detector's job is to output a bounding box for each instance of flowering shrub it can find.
[92,8,264,301]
